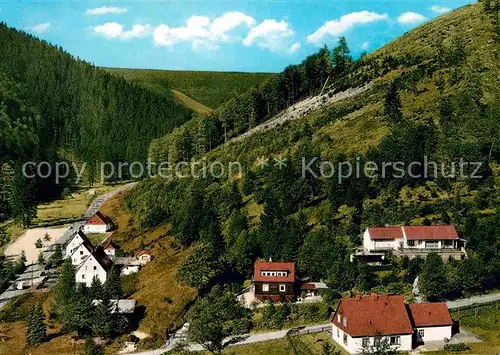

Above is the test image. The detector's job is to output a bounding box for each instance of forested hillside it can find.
[105,68,275,110]
[0,23,192,226]
[125,1,500,316]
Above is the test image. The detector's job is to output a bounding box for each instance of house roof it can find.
[368,227,404,240]
[254,261,295,282]
[135,250,152,257]
[301,282,328,290]
[103,239,117,250]
[403,225,458,240]
[76,246,112,272]
[68,231,95,258]
[86,211,112,226]
[408,303,453,327]
[332,293,413,337]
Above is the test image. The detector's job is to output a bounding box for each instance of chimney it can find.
[371,292,378,300]
[355,292,361,300]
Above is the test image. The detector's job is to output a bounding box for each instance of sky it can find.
[0,0,474,73]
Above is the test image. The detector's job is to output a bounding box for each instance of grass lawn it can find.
[223,332,345,355]
[87,233,108,245]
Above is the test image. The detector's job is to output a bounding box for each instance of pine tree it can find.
[10,166,37,227]
[37,251,45,267]
[53,260,76,326]
[104,265,123,299]
[385,82,403,121]
[26,303,46,347]
[91,298,114,338]
[90,275,104,300]
[50,244,63,266]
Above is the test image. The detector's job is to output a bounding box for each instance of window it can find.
[93,266,97,270]
[343,333,348,345]
[82,274,85,279]
[425,241,439,249]
[407,240,415,247]
[262,284,269,292]
[342,316,347,327]
[362,338,370,347]
[390,336,401,345]
[337,328,340,338]
[418,329,425,339]
[279,284,286,292]
[337,314,341,323]
[85,266,88,271]
[80,250,83,255]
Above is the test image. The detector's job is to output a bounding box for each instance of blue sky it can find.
[0,1,474,73]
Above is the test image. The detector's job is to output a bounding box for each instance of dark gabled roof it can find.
[332,293,413,337]
[68,230,95,257]
[254,261,295,282]
[92,246,112,271]
[408,303,453,327]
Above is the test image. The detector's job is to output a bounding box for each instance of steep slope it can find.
[104,67,276,110]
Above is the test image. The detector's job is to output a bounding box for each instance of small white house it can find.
[65,230,95,266]
[135,250,153,265]
[331,293,454,354]
[75,247,111,287]
[103,239,117,258]
[121,265,141,275]
[83,211,114,234]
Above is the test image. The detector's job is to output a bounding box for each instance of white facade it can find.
[83,224,111,234]
[415,326,452,343]
[65,232,87,258]
[104,247,116,258]
[331,323,412,354]
[75,254,107,287]
[363,230,400,251]
[121,265,140,275]
[69,243,92,266]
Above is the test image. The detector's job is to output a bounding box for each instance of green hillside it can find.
[0,22,192,227]
[122,2,500,345]
[104,67,276,109]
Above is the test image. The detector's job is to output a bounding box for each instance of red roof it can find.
[332,293,413,337]
[254,261,295,283]
[408,303,453,327]
[86,211,112,226]
[368,227,403,240]
[136,250,152,257]
[403,225,458,240]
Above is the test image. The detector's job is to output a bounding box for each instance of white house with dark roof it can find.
[65,230,95,266]
[75,246,112,287]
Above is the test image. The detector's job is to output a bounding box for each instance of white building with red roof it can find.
[353,225,467,262]
[83,211,114,234]
[331,293,454,354]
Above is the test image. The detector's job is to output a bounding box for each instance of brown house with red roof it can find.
[253,261,295,302]
[352,225,467,263]
[331,293,454,354]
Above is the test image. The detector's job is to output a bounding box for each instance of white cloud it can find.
[29,22,50,34]
[93,22,151,40]
[243,19,294,52]
[361,41,370,50]
[430,5,451,14]
[287,42,301,54]
[154,12,255,49]
[86,6,128,16]
[210,11,255,40]
[397,12,427,25]
[307,11,388,46]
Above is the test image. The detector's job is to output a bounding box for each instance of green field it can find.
[104,67,275,110]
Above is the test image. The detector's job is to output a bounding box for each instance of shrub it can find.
[443,343,471,352]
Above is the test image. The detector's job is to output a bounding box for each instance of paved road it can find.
[83,182,137,218]
[447,292,500,309]
[130,323,331,355]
